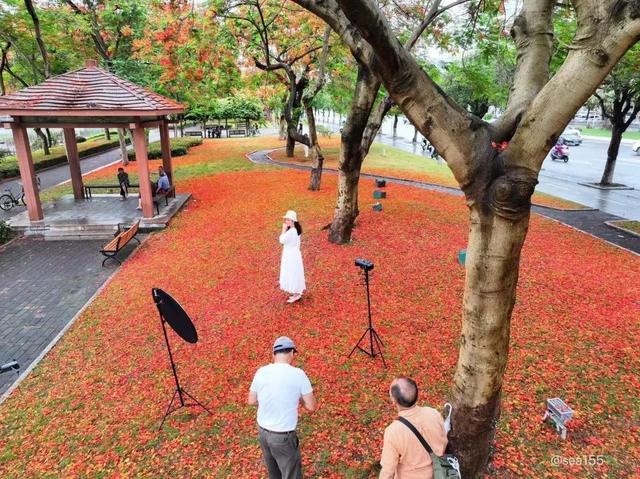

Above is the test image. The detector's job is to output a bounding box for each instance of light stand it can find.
[349,260,386,367]
[153,288,212,431]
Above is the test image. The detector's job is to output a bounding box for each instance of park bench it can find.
[228,129,246,137]
[153,185,176,216]
[100,221,141,266]
[84,183,139,199]
[185,130,203,137]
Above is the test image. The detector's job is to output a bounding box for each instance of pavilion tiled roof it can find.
[0,60,184,117]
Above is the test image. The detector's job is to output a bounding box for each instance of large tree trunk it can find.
[329,156,362,243]
[45,128,53,147]
[392,114,398,137]
[286,135,296,157]
[34,128,50,155]
[306,106,324,190]
[599,125,623,185]
[449,205,530,476]
[105,128,111,140]
[329,64,390,243]
[118,128,128,166]
[412,126,418,143]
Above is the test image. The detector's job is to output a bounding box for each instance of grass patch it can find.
[581,128,640,140]
[608,220,640,235]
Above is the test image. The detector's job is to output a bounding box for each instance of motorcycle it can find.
[550,141,569,162]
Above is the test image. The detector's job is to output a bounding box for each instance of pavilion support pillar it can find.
[63,128,84,200]
[159,119,173,184]
[10,124,43,221]
[132,126,154,219]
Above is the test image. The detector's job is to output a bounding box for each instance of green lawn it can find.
[609,220,640,235]
[581,128,640,140]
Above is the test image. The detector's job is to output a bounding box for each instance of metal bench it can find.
[185,130,203,137]
[100,221,141,266]
[228,129,246,137]
[84,183,139,199]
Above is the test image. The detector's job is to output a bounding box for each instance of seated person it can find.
[137,168,171,211]
[156,166,170,194]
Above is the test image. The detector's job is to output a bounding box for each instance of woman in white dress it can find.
[279,210,306,303]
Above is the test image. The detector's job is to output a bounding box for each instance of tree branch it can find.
[492,0,554,140]
[23,0,50,78]
[332,0,487,187]
[506,1,640,172]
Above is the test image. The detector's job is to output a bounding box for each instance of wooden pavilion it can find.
[0,60,184,222]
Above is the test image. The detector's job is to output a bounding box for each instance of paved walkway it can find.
[0,237,140,398]
[249,148,640,255]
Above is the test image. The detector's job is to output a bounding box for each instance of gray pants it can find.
[258,427,302,479]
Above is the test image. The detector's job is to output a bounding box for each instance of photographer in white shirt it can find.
[248,336,316,479]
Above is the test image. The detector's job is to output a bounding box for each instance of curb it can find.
[605,220,640,239]
[578,182,635,191]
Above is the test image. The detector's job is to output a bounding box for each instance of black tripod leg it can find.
[349,328,371,358]
[158,388,180,431]
[372,330,387,368]
[181,388,214,415]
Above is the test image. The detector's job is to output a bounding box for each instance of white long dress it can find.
[279,228,306,295]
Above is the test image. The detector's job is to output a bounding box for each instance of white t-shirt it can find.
[250,363,313,432]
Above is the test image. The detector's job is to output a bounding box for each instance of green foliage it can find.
[0,138,122,179]
[440,6,515,116]
[186,96,264,123]
[127,137,202,161]
[0,220,12,245]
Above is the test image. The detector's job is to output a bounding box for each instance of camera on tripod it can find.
[355,258,374,271]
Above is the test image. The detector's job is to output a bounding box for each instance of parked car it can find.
[633,141,640,155]
[560,127,583,146]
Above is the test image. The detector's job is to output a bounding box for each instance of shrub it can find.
[127,136,202,161]
[0,220,12,245]
[76,136,87,143]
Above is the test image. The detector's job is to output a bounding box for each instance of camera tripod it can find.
[349,267,386,367]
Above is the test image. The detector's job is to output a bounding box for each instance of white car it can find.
[560,128,582,146]
[633,141,640,155]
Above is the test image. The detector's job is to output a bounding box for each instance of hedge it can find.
[127,137,203,161]
[0,138,124,180]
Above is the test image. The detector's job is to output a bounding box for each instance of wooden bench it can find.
[152,185,176,216]
[228,129,246,137]
[84,184,139,199]
[100,221,141,266]
[185,130,203,137]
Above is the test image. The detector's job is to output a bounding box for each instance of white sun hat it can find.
[283,210,298,222]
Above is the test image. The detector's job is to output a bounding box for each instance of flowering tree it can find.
[291,0,640,476]
[219,0,332,189]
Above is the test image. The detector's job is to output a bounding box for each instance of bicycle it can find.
[0,176,40,211]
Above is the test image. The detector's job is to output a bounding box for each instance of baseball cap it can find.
[273,336,297,353]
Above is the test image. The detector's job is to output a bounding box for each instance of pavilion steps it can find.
[12,223,119,241]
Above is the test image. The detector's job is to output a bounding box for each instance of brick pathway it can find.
[0,238,139,397]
